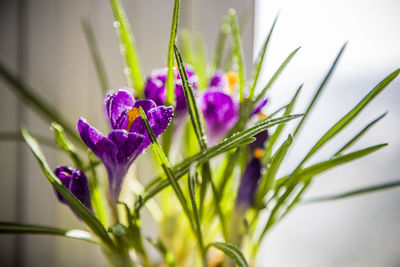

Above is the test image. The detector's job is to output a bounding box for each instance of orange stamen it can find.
[258,112,267,119]
[126,107,140,131]
[225,71,239,94]
[253,148,264,159]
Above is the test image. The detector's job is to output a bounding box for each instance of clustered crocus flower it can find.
[235,130,269,210]
[201,70,268,142]
[78,88,174,204]
[144,66,198,114]
[53,166,92,214]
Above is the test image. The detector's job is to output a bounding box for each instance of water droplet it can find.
[120,44,127,55]
[113,21,120,29]
[124,67,131,75]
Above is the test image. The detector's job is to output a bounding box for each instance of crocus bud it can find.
[54,166,92,213]
[235,158,262,209]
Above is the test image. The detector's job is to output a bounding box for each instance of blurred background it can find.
[0,0,399,266]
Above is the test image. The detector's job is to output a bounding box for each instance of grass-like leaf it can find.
[21,128,114,249]
[254,46,301,103]
[334,112,387,156]
[293,43,347,137]
[146,238,177,267]
[299,68,399,166]
[139,114,302,210]
[229,9,247,101]
[213,15,230,70]
[81,19,110,93]
[110,0,144,95]
[0,131,57,149]
[255,134,293,206]
[188,167,207,266]
[248,13,278,100]
[51,122,83,169]
[263,84,302,161]
[207,242,249,267]
[304,179,400,203]
[166,0,180,105]
[0,222,98,244]
[174,45,206,149]
[0,63,82,146]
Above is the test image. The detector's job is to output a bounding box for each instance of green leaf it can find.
[179,29,194,65]
[334,112,387,156]
[188,167,207,266]
[146,238,177,267]
[166,0,180,105]
[299,68,399,166]
[0,222,98,244]
[174,45,207,149]
[0,63,82,146]
[138,108,193,224]
[229,9,247,101]
[248,13,278,100]
[213,15,230,70]
[51,122,83,169]
[20,128,114,249]
[0,131,58,149]
[140,114,302,209]
[255,134,293,206]
[110,0,144,95]
[304,179,400,203]
[275,144,388,189]
[254,46,301,103]
[293,43,347,137]
[88,152,108,226]
[207,242,249,267]
[263,84,302,161]
[81,19,110,93]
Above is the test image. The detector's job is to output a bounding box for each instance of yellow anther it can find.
[225,71,239,94]
[253,148,264,159]
[126,107,140,131]
[258,112,267,119]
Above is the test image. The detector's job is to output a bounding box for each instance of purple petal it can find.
[77,118,117,170]
[251,98,268,116]
[249,130,269,153]
[54,166,93,215]
[133,99,157,113]
[107,130,145,201]
[236,158,262,209]
[201,90,238,141]
[105,89,135,129]
[209,69,227,90]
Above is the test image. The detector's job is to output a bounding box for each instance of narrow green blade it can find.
[110,0,144,95]
[139,114,302,210]
[21,128,114,249]
[207,242,249,267]
[174,45,207,149]
[304,179,400,203]
[51,122,83,169]
[0,63,82,146]
[334,112,387,156]
[300,68,399,165]
[293,43,347,137]
[146,238,177,267]
[229,9,247,101]
[81,19,110,93]
[0,222,98,244]
[248,13,278,100]
[166,0,180,105]
[254,46,301,103]
[213,15,230,70]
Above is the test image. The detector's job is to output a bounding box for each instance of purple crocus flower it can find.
[201,89,239,143]
[144,66,198,114]
[78,89,174,203]
[54,166,92,214]
[236,130,269,209]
